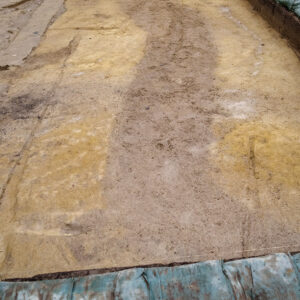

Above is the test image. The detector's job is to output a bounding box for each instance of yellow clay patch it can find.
[15,114,113,216]
[217,122,300,187]
[212,120,300,230]
[34,0,147,76]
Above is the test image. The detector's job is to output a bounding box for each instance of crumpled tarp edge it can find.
[276,0,300,17]
[0,252,299,299]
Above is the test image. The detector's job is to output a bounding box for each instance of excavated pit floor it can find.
[0,0,299,279]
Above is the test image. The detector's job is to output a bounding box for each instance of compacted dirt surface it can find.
[0,0,43,51]
[0,0,299,279]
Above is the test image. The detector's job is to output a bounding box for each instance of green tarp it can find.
[276,0,300,16]
[0,252,300,299]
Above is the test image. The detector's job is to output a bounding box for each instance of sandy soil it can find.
[0,0,299,279]
[104,0,300,263]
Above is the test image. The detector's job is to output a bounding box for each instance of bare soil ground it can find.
[103,0,299,263]
[0,0,299,279]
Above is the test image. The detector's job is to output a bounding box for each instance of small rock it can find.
[72,72,84,77]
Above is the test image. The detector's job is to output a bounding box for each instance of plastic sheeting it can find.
[0,253,299,299]
[276,0,300,16]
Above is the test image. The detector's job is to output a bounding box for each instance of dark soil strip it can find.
[247,0,300,52]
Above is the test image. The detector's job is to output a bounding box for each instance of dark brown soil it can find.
[247,0,300,52]
[0,94,44,120]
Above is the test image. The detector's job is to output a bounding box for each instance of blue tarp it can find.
[0,253,299,299]
[276,0,300,17]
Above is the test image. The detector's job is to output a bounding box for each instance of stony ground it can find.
[0,0,299,279]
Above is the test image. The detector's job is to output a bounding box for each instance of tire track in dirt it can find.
[102,0,243,261]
